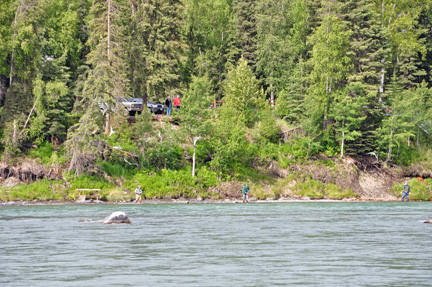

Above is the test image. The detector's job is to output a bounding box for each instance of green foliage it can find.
[292,180,356,199]
[222,57,264,126]
[101,161,136,178]
[143,143,184,171]
[27,141,54,164]
[257,110,281,143]
[331,84,367,157]
[196,166,219,188]
[124,168,195,199]
[129,0,186,102]
[324,184,357,199]
[292,180,325,199]
[3,0,432,203]
[1,179,67,201]
[176,75,213,144]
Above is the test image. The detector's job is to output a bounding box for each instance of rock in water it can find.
[423,219,432,224]
[101,211,131,224]
[79,211,131,224]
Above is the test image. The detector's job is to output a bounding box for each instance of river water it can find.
[1,202,431,286]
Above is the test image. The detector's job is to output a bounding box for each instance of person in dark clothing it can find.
[402,181,410,202]
[165,96,172,115]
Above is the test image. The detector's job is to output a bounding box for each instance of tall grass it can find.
[1,179,67,201]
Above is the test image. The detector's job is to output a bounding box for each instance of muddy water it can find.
[1,202,431,286]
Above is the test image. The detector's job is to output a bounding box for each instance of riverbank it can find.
[0,196,407,207]
[2,155,432,203]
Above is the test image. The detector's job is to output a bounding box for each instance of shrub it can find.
[27,141,54,164]
[124,168,196,199]
[101,161,136,177]
[196,166,219,188]
[2,179,67,201]
[325,184,356,199]
[293,180,325,199]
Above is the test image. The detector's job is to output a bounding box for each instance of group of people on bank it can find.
[134,183,423,207]
[133,183,251,204]
[133,182,412,204]
[165,95,181,116]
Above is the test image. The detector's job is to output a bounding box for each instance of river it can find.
[1,202,431,286]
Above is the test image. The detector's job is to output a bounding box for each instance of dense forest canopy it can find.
[1,0,432,177]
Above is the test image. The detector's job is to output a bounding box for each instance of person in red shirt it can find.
[174,95,181,111]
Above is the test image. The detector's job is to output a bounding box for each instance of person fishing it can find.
[135,185,143,204]
[242,184,250,203]
[402,181,410,202]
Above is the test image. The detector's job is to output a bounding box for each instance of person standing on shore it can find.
[242,184,250,203]
[165,96,172,116]
[402,181,410,202]
[135,185,143,204]
[174,94,181,111]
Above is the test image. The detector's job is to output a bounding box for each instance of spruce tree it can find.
[233,0,257,70]
[83,0,129,136]
[306,0,351,132]
[331,84,367,158]
[182,0,238,100]
[377,73,416,162]
[130,0,186,105]
[341,0,389,156]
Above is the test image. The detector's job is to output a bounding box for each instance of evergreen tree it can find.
[210,58,263,173]
[221,57,264,126]
[331,84,367,157]
[1,0,44,158]
[29,53,71,145]
[377,73,416,162]
[233,0,257,70]
[130,0,186,105]
[306,1,351,132]
[340,0,389,156]
[373,0,430,93]
[182,0,238,100]
[256,0,293,107]
[83,0,129,136]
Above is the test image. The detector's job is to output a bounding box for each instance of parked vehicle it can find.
[97,98,163,115]
[120,97,143,114]
[147,101,165,114]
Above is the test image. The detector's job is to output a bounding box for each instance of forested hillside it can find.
[1,0,432,201]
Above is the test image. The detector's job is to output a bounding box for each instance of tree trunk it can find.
[340,120,345,158]
[107,0,111,61]
[10,1,22,87]
[270,82,274,107]
[192,145,196,177]
[386,129,393,162]
[104,107,111,136]
[12,119,17,144]
[0,75,8,106]
[142,91,148,108]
